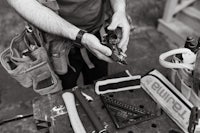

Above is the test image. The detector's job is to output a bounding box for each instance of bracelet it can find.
[75,29,87,46]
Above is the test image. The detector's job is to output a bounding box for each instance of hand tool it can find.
[62,92,87,133]
[188,107,200,133]
[81,91,94,102]
[101,95,156,129]
[102,27,127,65]
[73,86,108,133]
[0,113,33,125]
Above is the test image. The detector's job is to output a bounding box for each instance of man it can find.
[6,0,130,89]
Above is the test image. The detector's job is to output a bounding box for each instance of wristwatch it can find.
[75,29,87,47]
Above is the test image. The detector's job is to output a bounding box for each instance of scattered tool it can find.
[0,113,33,125]
[62,92,87,133]
[101,95,156,129]
[102,27,127,65]
[81,91,94,102]
[188,107,200,133]
[73,87,108,133]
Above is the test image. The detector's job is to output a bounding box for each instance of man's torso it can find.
[56,0,105,32]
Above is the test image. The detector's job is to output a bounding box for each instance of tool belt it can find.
[159,48,200,107]
[0,24,96,94]
[0,0,115,95]
[0,26,62,95]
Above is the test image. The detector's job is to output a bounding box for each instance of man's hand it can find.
[81,33,113,63]
[107,11,130,53]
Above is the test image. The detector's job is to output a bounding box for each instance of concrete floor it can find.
[0,0,180,132]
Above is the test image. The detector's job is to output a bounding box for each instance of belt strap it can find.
[65,43,76,72]
[80,48,95,69]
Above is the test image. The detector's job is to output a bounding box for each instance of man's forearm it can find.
[7,0,79,40]
[109,0,126,13]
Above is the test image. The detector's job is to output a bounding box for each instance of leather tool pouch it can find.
[48,37,70,75]
[0,27,62,95]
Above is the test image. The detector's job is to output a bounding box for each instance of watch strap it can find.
[75,30,86,46]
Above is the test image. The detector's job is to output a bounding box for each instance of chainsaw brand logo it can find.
[142,75,190,129]
[151,81,187,120]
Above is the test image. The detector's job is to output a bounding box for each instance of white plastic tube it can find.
[62,92,86,133]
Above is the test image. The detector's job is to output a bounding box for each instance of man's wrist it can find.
[110,0,126,13]
[114,10,126,16]
[75,29,87,45]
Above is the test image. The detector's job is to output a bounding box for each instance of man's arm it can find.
[7,0,79,40]
[7,0,112,62]
[109,0,126,13]
[108,0,130,53]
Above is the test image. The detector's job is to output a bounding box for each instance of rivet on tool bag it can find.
[0,26,62,95]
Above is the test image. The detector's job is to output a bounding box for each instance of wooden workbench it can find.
[33,85,183,133]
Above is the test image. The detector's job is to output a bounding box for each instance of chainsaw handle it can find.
[159,48,194,70]
[193,50,200,96]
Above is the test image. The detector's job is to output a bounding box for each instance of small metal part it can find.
[103,27,128,65]
[184,36,197,53]
[51,105,67,118]
[22,49,36,61]
[25,25,33,33]
[0,113,33,125]
[81,91,94,102]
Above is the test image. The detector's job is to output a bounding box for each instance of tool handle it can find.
[159,48,194,70]
[62,92,86,133]
[73,87,106,133]
[188,107,199,133]
[193,50,200,96]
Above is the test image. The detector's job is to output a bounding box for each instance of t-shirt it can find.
[56,0,105,32]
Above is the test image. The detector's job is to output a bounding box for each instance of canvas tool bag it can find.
[36,0,73,75]
[159,48,200,107]
[0,26,62,95]
[0,0,96,94]
[0,0,116,94]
